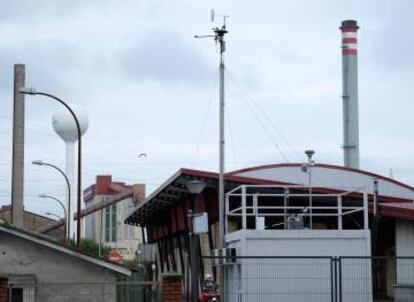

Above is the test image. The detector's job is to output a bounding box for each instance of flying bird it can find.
[138,153,147,158]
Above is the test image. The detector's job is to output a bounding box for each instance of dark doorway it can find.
[10,288,23,302]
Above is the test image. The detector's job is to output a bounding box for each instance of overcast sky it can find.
[1,0,413,218]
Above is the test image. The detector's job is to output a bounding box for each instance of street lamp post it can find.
[40,194,67,244]
[19,87,83,250]
[185,180,206,302]
[33,160,70,245]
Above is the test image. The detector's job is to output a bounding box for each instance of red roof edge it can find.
[228,163,414,191]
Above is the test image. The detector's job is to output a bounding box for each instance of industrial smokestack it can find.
[11,64,25,227]
[340,20,360,169]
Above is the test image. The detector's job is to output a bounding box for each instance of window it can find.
[105,205,117,242]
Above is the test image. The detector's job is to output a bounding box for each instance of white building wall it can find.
[396,219,414,257]
[235,165,414,201]
[224,230,372,302]
[84,196,142,261]
[395,219,414,294]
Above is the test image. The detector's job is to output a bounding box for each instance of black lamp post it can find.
[20,87,83,251]
[185,180,206,302]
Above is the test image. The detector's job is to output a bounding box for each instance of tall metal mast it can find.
[195,11,228,249]
[216,20,228,249]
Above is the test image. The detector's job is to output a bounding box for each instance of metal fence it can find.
[7,281,159,302]
[203,256,414,302]
[339,257,414,302]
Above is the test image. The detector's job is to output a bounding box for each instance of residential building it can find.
[83,175,145,261]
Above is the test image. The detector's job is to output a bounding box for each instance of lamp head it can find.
[32,160,44,166]
[185,180,206,195]
[38,194,47,198]
[18,87,37,95]
[305,150,315,159]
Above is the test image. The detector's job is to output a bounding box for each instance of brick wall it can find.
[0,278,8,302]
[162,274,182,302]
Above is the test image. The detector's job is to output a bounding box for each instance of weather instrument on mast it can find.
[194,10,228,250]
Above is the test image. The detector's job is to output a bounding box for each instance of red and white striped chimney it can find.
[340,20,360,169]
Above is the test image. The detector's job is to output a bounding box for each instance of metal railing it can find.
[7,281,159,302]
[225,185,369,232]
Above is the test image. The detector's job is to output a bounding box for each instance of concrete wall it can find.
[224,230,371,302]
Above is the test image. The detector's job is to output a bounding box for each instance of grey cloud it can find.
[0,40,78,83]
[0,39,92,120]
[0,0,102,23]
[118,30,214,85]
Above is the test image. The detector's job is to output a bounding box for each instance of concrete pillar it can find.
[11,64,25,228]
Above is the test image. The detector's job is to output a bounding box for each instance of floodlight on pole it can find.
[20,87,87,251]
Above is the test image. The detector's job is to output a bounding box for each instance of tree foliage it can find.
[68,239,112,258]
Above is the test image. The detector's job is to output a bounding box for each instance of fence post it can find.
[363,189,369,230]
[225,194,229,236]
[241,186,247,229]
[331,257,335,302]
[338,257,343,302]
[253,193,258,229]
[338,196,343,230]
[283,187,289,229]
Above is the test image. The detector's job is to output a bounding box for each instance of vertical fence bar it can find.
[283,187,288,229]
[241,186,247,229]
[253,193,258,229]
[338,257,343,302]
[331,257,335,302]
[225,194,229,235]
[334,257,338,302]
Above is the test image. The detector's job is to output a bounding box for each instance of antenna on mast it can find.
[194,10,229,251]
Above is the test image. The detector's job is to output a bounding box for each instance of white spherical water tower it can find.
[52,104,89,240]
